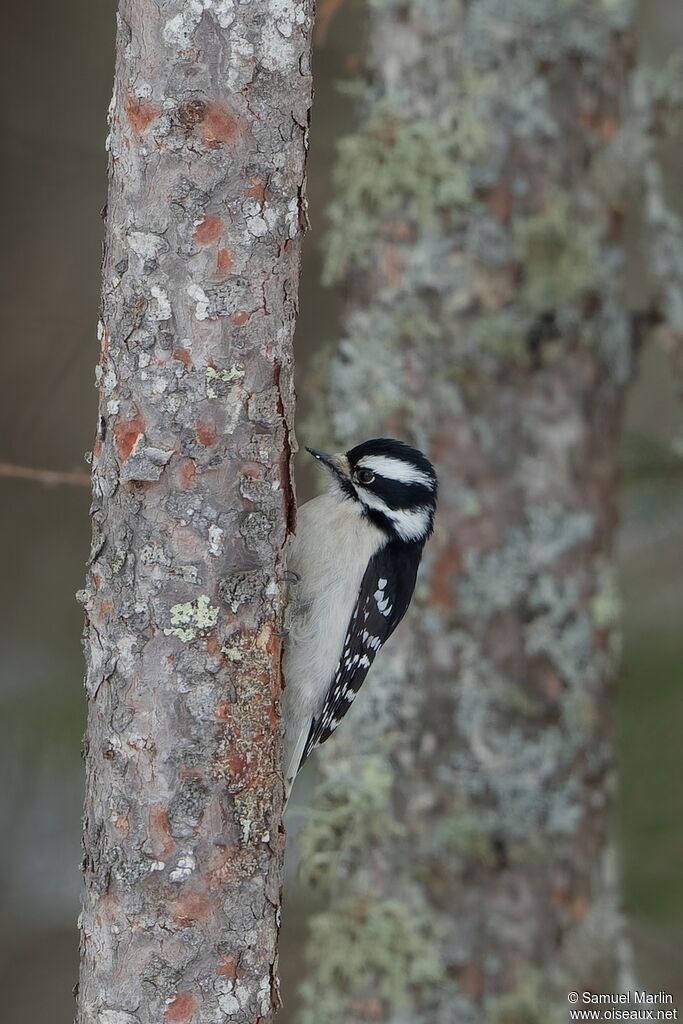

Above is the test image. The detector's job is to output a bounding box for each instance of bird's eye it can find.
[356,469,375,485]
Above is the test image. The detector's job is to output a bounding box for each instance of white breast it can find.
[282,494,384,781]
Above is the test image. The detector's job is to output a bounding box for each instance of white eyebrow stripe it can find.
[356,488,432,541]
[356,455,435,490]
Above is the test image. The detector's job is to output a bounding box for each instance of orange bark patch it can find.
[172,891,211,926]
[215,701,232,722]
[429,544,461,608]
[264,701,280,733]
[232,310,251,327]
[93,598,114,625]
[536,662,564,700]
[216,248,233,275]
[206,844,239,888]
[457,963,485,1000]
[217,955,238,978]
[196,421,217,446]
[571,893,591,921]
[579,110,619,141]
[173,347,193,367]
[227,752,248,779]
[350,998,383,1020]
[193,215,223,244]
[165,993,196,1023]
[178,458,196,490]
[486,182,513,224]
[148,805,175,860]
[244,177,266,202]
[113,814,129,834]
[200,104,239,147]
[114,412,144,461]
[126,98,158,135]
[378,244,405,290]
[262,624,279,658]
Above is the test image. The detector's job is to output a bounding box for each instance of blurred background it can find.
[1,1,682,1020]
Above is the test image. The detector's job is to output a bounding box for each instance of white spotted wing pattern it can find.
[300,540,422,765]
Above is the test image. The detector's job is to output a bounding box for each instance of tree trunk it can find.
[77,3,313,1022]
[299,2,639,1020]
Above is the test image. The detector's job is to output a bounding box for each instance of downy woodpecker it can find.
[282,438,438,799]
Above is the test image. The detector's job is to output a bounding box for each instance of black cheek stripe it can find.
[370,475,434,511]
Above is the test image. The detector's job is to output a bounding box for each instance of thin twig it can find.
[0,461,90,487]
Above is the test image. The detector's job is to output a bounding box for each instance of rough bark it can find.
[77,3,313,1022]
[298,2,641,1021]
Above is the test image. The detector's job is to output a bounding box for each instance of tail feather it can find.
[282,715,314,808]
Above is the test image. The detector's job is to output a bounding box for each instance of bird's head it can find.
[306,437,438,544]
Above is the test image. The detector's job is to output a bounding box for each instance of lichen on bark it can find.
[297,1,649,1021]
[77,2,314,1022]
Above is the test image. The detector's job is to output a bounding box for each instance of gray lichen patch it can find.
[240,510,276,552]
[218,571,266,613]
[120,443,174,482]
[220,625,272,668]
[299,886,444,1024]
[205,364,245,399]
[189,280,255,321]
[247,386,281,425]
[140,542,200,585]
[514,189,604,314]
[162,0,236,49]
[240,432,279,464]
[324,101,473,283]
[297,753,400,891]
[457,509,594,618]
[163,595,220,642]
[239,473,278,506]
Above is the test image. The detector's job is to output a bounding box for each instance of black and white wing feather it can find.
[300,540,423,766]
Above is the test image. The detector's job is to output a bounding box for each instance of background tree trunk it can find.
[298,2,643,1020]
[77,2,313,1022]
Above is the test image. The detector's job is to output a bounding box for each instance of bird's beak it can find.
[306,447,351,481]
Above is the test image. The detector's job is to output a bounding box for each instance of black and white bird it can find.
[282,437,438,799]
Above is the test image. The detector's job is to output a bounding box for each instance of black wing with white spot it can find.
[300,540,424,765]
